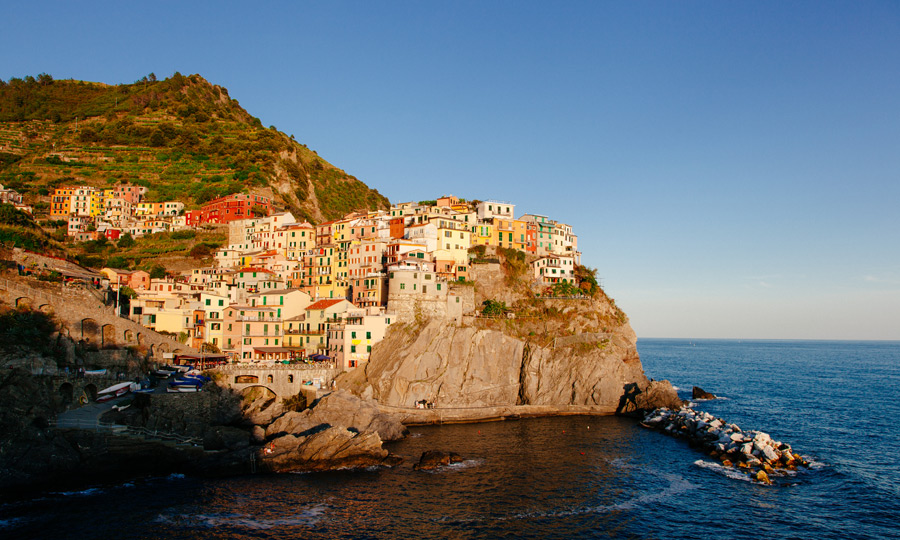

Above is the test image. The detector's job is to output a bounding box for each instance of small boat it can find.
[169,378,205,387]
[166,384,201,393]
[84,369,108,376]
[96,382,136,402]
[153,367,177,377]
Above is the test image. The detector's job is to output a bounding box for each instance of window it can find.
[205,299,211,306]
[351,345,356,353]
[218,299,224,306]
[367,346,371,352]
[400,283,405,290]
[352,331,357,338]
[366,331,371,339]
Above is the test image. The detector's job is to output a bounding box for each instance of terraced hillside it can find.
[0,73,389,224]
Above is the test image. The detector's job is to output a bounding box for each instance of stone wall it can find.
[214,363,342,401]
[387,283,475,324]
[0,277,194,359]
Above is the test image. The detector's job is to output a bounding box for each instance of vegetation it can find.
[0,304,62,358]
[0,72,389,228]
[481,299,509,317]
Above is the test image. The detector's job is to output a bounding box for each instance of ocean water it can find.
[2,339,898,539]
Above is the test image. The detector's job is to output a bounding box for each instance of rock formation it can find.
[692,386,717,400]
[413,450,464,471]
[340,309,678,419]
[338,253,680,420]
[259,426,399,473]
[265,390,406,442]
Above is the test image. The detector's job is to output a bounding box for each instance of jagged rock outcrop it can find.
[265,390,406,442]
[413,450,464,471]
[260,426,399,473]
[692,386,716,400]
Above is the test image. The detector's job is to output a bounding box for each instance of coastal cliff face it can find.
[344,318,647,413]
[340,262,678,416]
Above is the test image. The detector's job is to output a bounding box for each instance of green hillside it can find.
[0,72,389,224]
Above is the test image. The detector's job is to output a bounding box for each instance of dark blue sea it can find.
[2,339,899,539]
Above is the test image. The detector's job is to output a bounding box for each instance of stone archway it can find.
[58,382,74,405]
[83,383,98,402]
[101,324,116,348]
[124,329,135,343]
[240,385,279,416]
[15,297,32,308]
[80,318,99,343]
[137,333,144,345]
[39,303,53,314]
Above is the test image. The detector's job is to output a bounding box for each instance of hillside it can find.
[0,72,389,224]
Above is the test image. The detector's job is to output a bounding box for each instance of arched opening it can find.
[101,324,116,348]
[39,304,53,314]
[58,382,74,405]
[240,386,279,416]
[267,374,274,384]
[288,375,294,383]
[15,297,32,308]
[83,383,98,402]
[124,329,135,343]
[80,318,99,345]
[137,333,144,345]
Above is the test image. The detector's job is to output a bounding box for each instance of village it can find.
[34,185,583,371]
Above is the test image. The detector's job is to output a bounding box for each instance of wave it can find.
[693,460,754,483]
[154,504,328,529]
[0,518,23,529]
[52,487,105,497]
[421,458,485,474]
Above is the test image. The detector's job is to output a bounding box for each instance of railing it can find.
[216,362,337,371]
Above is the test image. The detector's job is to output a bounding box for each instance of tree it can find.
[117,233,135,248]
[481,299,509,317]
[148,265,166,279]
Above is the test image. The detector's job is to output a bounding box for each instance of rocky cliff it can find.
[339,257,680,421]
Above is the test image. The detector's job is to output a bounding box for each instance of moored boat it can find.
[96,381,136,402]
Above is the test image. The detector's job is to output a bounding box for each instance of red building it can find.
[104,228,121,241]
[200,193,272,224]
[184,210,203,227]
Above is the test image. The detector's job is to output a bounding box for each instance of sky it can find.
[3,1,899,340]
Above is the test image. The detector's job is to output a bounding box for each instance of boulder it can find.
[692,386,716,400]
[629,380,683,413]
[413,450,464,471]
[265,390,406,442]
[260,426,400,473]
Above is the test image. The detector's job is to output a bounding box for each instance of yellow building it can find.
[435,218,471,265]
[471,221,493,247]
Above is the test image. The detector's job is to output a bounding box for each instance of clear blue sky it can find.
[4,1,899,340]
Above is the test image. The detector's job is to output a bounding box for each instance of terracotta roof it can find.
[306,299,348,311]
[237,267,274,274]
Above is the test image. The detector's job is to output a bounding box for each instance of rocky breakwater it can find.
[642,407,810,484]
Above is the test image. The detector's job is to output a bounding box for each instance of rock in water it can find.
[692,386,717,400]
[261,426,400,473]
[413,450,464,471]
[265,390,407,442]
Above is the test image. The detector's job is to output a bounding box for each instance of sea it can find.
[2,339,898,539]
